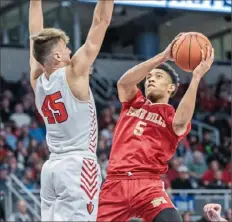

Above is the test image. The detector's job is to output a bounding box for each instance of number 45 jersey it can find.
[107,89,191,176]
[35,67,98,155]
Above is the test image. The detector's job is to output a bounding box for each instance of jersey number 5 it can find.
[134,121,147,136]
[41,91,68,124]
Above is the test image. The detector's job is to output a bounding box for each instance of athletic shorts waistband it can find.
[49,150,97,160]
[106,171,161,180]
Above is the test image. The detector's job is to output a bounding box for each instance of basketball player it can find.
[29,0,114,221]
[97,34,214,222]
[204,203,228,222]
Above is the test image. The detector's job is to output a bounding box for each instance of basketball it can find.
[171,32,212,72]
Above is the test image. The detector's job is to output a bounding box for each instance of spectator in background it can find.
[206,170,228,189]
[222,163,231,188]
[100,123,114,147]
[202,160,220,187]
[19,126,31,150]
[22,168,37,190]
[5,124,17,151]
[171,165,195,189]
[202,132,216,161]
[167,158,180,182]
[188,151,207,182]
[0,97,11,123]
[198,88,216,113]
[15,140,27,172]
[16,72,30,98]
[0,136,7,164]
[0,164,8,192]
[97,136,110,158]
[29,120,45,143]
[7,200,31,222]
[181,135,204,166]
[2,90,14,104]
[182,211,191,222]
[98,108,115,129]
[109,95,121,112]
[176,137,190,158]
[8,156,23,179]
[9,103,31,128]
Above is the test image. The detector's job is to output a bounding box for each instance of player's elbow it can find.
[101,16,111,26]
[117,79,128,89]
[84,41,99,60]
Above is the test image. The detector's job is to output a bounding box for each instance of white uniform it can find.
[35,67,101,221]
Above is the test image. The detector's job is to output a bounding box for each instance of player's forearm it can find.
[29,0,43,34]
[173,77,200,127]
[93,0,114,26]
[118,53,166,86]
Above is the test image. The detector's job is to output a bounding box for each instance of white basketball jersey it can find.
[35,67,98,155]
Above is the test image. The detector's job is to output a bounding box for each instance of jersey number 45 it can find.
[41,91,68,124]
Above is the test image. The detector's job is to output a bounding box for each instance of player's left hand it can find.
[204,203,222,221]
[162,32,185,61]
[192,46,214,81]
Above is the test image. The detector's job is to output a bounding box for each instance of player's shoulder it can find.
[121,88,145,107]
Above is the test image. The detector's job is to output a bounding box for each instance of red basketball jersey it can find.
[107,89,191,175]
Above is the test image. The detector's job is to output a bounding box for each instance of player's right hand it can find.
[203,203,224,222]
[161,32,185,61]
[192,45,214,81]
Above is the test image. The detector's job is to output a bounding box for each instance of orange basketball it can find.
[171,32,212,72]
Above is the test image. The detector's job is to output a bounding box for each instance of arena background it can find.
[0,0,231,221]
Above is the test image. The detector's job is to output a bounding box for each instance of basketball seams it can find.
[175,35,188,64]
[188,35,192,71]
[195,35,203,49]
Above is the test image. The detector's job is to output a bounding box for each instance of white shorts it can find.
[40,152,102,221]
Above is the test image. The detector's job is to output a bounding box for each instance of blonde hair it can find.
[31,28,70,65]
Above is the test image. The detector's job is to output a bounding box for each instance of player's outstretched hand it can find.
[162,32,185,61]
[204,203,227,222]
[192,46,214,81]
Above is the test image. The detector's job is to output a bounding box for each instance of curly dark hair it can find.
[156,62,180,97]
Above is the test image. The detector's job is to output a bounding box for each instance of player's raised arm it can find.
[29,0,44,90]
[117,53,166,102]
[172,46,214,136]
[117,34,183,103]
[69,0,114,77]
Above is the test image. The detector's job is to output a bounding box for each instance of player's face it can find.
[145,69,175,102]
[53,40,72,65]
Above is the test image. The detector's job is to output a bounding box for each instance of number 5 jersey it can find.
[107,89,191,176]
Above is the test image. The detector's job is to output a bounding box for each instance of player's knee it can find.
[153,208,183,222]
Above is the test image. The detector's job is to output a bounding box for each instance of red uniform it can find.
[97,89,191,222]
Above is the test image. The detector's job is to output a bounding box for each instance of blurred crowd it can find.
[0,71,231,196]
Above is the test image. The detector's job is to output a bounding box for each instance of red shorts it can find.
[97,174,175,222]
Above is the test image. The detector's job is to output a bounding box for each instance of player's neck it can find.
[153,98,169,104]
[44,62,66,79]
[148,96,169,104]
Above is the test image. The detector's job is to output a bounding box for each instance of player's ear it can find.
[168,84,176,94]
[54,52,62,62]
